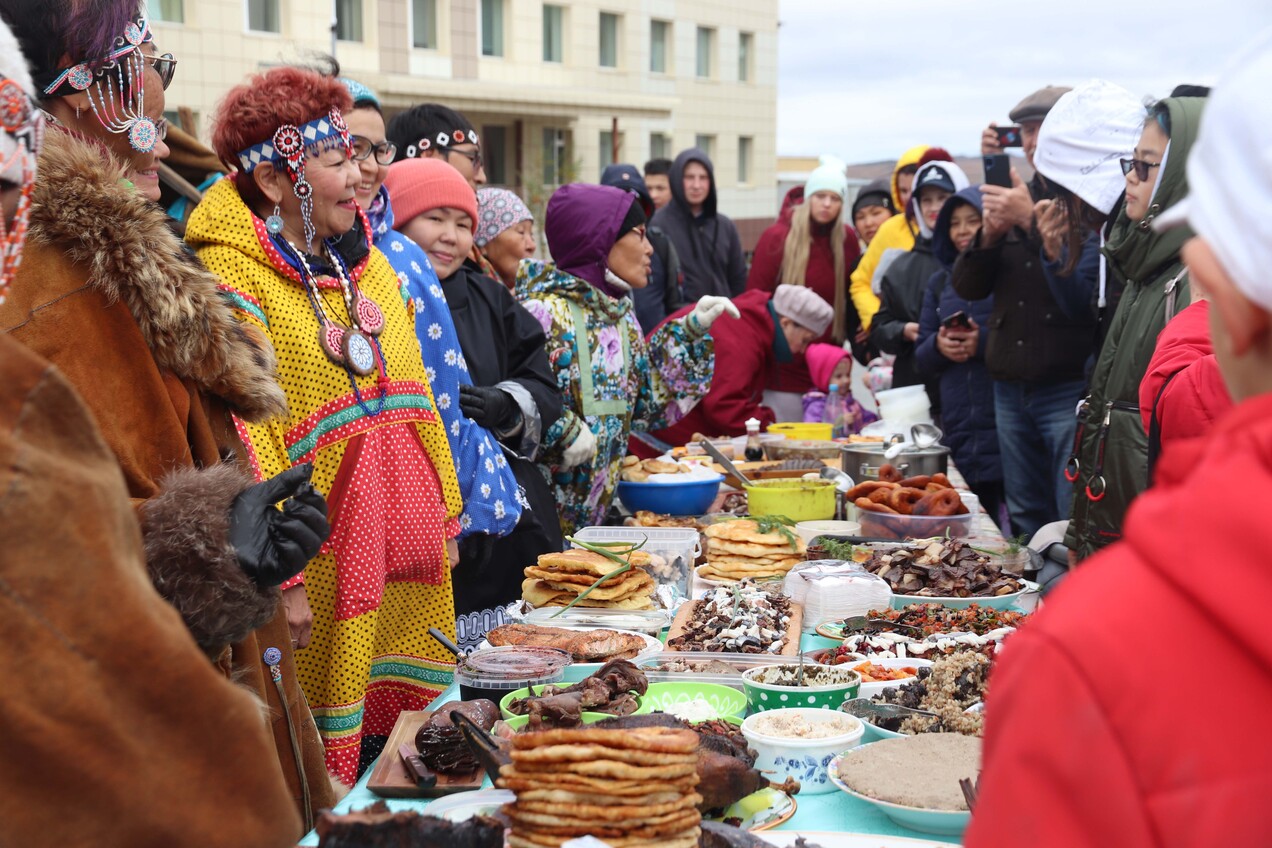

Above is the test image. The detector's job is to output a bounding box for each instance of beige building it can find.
[149,0,778,221]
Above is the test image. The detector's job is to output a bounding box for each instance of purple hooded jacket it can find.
[545,183,640,300]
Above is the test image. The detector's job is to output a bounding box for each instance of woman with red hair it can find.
[187,65,464,784]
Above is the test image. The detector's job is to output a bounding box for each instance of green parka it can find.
[1066,96,1207,559]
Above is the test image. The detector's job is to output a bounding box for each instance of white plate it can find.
[478,627,665,683]
[423,789,512,822]
[757,831,953,847]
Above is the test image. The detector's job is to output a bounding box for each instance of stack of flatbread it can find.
[522,549,658,611]
[498,726,702,848]
[699,519,807,583]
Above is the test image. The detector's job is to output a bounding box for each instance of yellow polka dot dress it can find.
[187,177,463,785]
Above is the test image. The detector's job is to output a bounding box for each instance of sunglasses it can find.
[350,135,397,166]
[446,146,482,170]
[1119,157,1161,182]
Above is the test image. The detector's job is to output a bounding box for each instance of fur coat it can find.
[0,333,301,846]
[0,130,335,831]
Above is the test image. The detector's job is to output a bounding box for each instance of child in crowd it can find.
[801,343,877,435]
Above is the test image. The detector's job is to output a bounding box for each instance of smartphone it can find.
[995,125,1023,148]
[942,310,972,330]
[983,154,1012,189]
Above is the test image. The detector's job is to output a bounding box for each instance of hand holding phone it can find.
[942,310,973,331]
[983,154,1012,189]
[995,125,1023,148]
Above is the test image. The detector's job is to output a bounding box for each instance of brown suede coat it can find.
[0,334,301,846]
[0,131,336,831]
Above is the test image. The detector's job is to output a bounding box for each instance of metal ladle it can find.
[883,423,945,460]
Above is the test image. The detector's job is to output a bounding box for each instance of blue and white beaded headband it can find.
[238,108,353,248]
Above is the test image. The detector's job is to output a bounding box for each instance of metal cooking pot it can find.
[840,444,949,481]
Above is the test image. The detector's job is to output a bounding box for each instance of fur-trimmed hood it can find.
[25,131,287,422]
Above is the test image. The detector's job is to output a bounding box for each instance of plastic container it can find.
[615,475,723,517]
[744,479,836,522]
[455,646,571,703]
[874,385,931,425]
[793,520,860,545]
[856,510,973,541]
[762,439,844,461]
[636,651,788,691]
[572,525,701,600]
[767,422,833,440]
[523,605,669,636]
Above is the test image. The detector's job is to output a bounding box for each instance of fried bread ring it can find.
[878,463,904,483]
[913,488,962,516]
[931,472,952,488]
[924,482,947,493]
[867,487,896,505]
[898,475,931,489]
[844,480,898,500]
[887,486,927,515]
[855,497,898,514]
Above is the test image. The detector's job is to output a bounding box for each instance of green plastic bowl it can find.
[499,712,611,732]
[642,682,749,719]
[499,684,651,719]
[740,664,862,712]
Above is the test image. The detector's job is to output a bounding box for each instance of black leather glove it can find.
[459,384,521,434]
[229,464,331,587]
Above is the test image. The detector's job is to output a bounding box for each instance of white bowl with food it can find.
[741,708,865,795]
[848,657,933,699]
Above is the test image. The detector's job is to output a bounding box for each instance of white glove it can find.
[687,295,741,336]
[560,424,597,469]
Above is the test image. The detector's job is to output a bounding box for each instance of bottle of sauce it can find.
[743,417,764,461]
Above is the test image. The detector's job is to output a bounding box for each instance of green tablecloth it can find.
[299,632,961,845]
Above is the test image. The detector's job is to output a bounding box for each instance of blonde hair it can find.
[778,200,847,344]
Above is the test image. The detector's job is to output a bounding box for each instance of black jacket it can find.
[649,148,747,300]
[950,177,1097,384]
[870,237,941,405]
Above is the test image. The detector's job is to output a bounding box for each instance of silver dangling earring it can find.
[75,104,82,120]
[266,204,285,235]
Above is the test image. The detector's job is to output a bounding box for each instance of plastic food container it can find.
[522,605,669,636]
[636,651,787,691]
[856,510,973,540]
[744,479,836,522]
[762,439,844,461]
[572,525,701,599]
[767,422,833,440]
[615,475,723,517]
[455,646,571,703]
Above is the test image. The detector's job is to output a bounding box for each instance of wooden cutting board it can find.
[367,709,487,798]
[666,600,802,656]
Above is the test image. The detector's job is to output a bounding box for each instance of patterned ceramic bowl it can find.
[740,708,865,795]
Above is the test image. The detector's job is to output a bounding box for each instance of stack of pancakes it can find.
[498,727,702,848]
[699,519,807,583]
[522,549,657,611]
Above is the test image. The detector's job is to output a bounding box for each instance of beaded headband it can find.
[0,74,42,305]
[237,108,353,248]
[404,128,479,159]
[40,16,159,153]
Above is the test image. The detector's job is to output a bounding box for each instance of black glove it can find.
[229,464,331,587]
[459,384,521,434]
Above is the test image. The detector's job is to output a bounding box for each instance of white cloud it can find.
[778,0,1272,162]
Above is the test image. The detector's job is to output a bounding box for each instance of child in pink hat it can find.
[801,343,876,433]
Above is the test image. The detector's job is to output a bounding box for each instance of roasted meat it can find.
[506,659,649,728]
[315,802,503,847]
[486,623,648,662]
[415,700,499,774]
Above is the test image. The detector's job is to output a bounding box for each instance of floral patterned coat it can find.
[515,259,713,534]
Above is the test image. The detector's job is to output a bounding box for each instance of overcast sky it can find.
[777,0,1272,164]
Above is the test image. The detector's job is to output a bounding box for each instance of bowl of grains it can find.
[741,707,865,795]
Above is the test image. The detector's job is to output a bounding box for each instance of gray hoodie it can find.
[649,148,747,300]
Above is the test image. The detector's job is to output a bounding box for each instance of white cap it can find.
[1035,79,1145,216]
[1155,29,1272,314]
[745,417,761,432]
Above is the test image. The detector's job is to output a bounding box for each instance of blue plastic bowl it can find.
[616,475,724,516]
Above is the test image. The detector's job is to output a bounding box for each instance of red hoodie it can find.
[966,391,1272,848]
[1138,300,1233,454]
[746,186,861,394]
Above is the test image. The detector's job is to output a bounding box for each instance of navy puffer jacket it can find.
[915,188,1001,486]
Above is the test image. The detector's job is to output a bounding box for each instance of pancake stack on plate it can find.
[498,726,702,848]
[522,549,659,611]
[699,519,807,584]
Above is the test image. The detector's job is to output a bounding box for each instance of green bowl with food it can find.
[499,683,651,719]
[740,663,861,712]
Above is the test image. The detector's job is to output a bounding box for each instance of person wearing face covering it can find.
[516,183,735,536]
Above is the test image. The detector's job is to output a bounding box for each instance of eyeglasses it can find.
[153,116,169,142]
[350,135,397,166]
[1119,157,1161,182]
[145,52,177,90]
[446,146,482,170]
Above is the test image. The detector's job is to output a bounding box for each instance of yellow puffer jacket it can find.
[850,144,929,330]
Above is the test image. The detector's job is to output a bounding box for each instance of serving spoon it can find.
[700,439,753,487]
[840,698,938,722]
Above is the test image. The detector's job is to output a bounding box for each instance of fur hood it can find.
[26,131,287,422]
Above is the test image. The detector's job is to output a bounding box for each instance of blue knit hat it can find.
[805,155,848,199]
[339,77,380,109]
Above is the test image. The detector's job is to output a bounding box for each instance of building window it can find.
[412,0,437,48]
[600,130,623,174]
[694,133,715,161]
[650,132,670,161]
[543,127,568,186]
[696,26,714,78]
[738,136,753,184]
[246,0,280,33]
[484,126,509,185]
[481,0,504,57]
[650,19,668,73]
[738,32,753,82]
[149,0,184,23]
[543,4,563,62]
[599,12,619,68]
[335,0,362,41]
